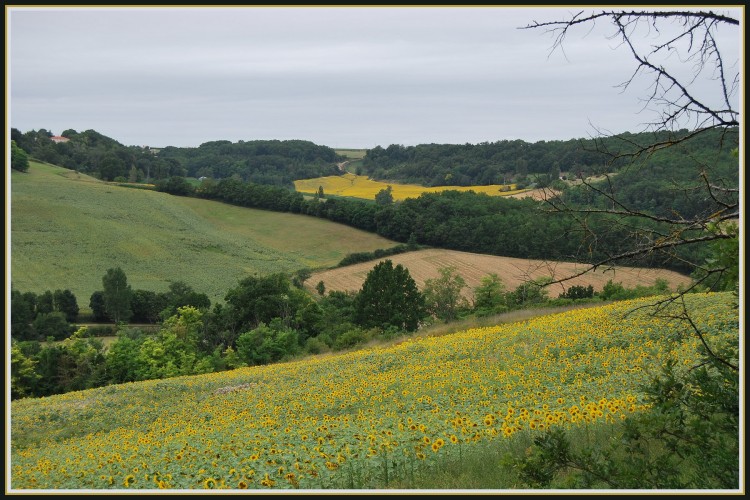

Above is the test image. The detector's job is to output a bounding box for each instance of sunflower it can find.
[203,477,217,489]
[260,473,276,487]
[123,474,135,488]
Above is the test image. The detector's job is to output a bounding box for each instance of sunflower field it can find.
[9,292,738,490]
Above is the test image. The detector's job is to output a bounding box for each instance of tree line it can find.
[159,177,708,275]
[10,128,342,186]
[359,128,738,190]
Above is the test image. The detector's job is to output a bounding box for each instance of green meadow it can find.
[9,162,399,306]
[334,149,368,160]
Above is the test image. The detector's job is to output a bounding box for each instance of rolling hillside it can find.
[9,162,400,306]
[306,248,694,301]
[10,161,694,308]
[9,292,739,490]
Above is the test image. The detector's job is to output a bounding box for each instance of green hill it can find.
[9,292,738,490]
[9,161,399,306]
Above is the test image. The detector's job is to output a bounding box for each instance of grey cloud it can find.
[8,6,741,149]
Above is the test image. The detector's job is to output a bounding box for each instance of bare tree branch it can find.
[522,9,739,153]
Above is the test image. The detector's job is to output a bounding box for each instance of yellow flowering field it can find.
[10,293,737,490]
[294,173,525,201]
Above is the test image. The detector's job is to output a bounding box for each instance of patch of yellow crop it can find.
[294,173,526,201]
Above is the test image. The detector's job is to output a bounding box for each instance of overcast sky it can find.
[7,5,742,149]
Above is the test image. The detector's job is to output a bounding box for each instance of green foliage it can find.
[158,281,211,320]
[422,266,469,322]
[360,129,738,197]
[53,289,79,322]
[155,176,195,196]
[375,185,394,206]
[472,273,508,316]
[12,129,342,186]
[104,329,147,384]
[236,321,300,366]
[303,336,329,355]
[337,243,421,267]
[332,326,373,351]
[102,267,133,324]
[134,307,205,380]
[599,279,672,301]
[354,260,427,332]
[130,289,166,323]
[691,223,739,292]
[558,284,594,300]
[158,138,341,186]
[221,346,245,370]
[225,273,300,335]
[26,327,108,397]
[33,312,73,341]
[507,277,551,306]
[11,140,30,172]
[292,268,312,288]
[10,341,40,399]
[88,291,108,322]
[11,289,36,340]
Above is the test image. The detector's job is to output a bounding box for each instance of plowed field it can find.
[306,249,693,300]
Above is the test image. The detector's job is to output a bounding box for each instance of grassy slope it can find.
[9,162,399,305]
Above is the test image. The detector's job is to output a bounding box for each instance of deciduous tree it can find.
[423,266,469,322]
[354,259,427,332]
[11,140,30,172]
[102,267,133,324]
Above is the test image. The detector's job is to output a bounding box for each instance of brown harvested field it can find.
[306,249,694,300]
[506,188,559,201]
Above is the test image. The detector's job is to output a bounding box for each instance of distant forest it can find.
[10,128,342,187]
[11,126,738,275]
[11,127,739,198]
[358,128,739,189]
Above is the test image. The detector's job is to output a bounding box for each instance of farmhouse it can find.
[50,135,69,143]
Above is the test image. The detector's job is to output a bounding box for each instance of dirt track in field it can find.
[305,249,693,300]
